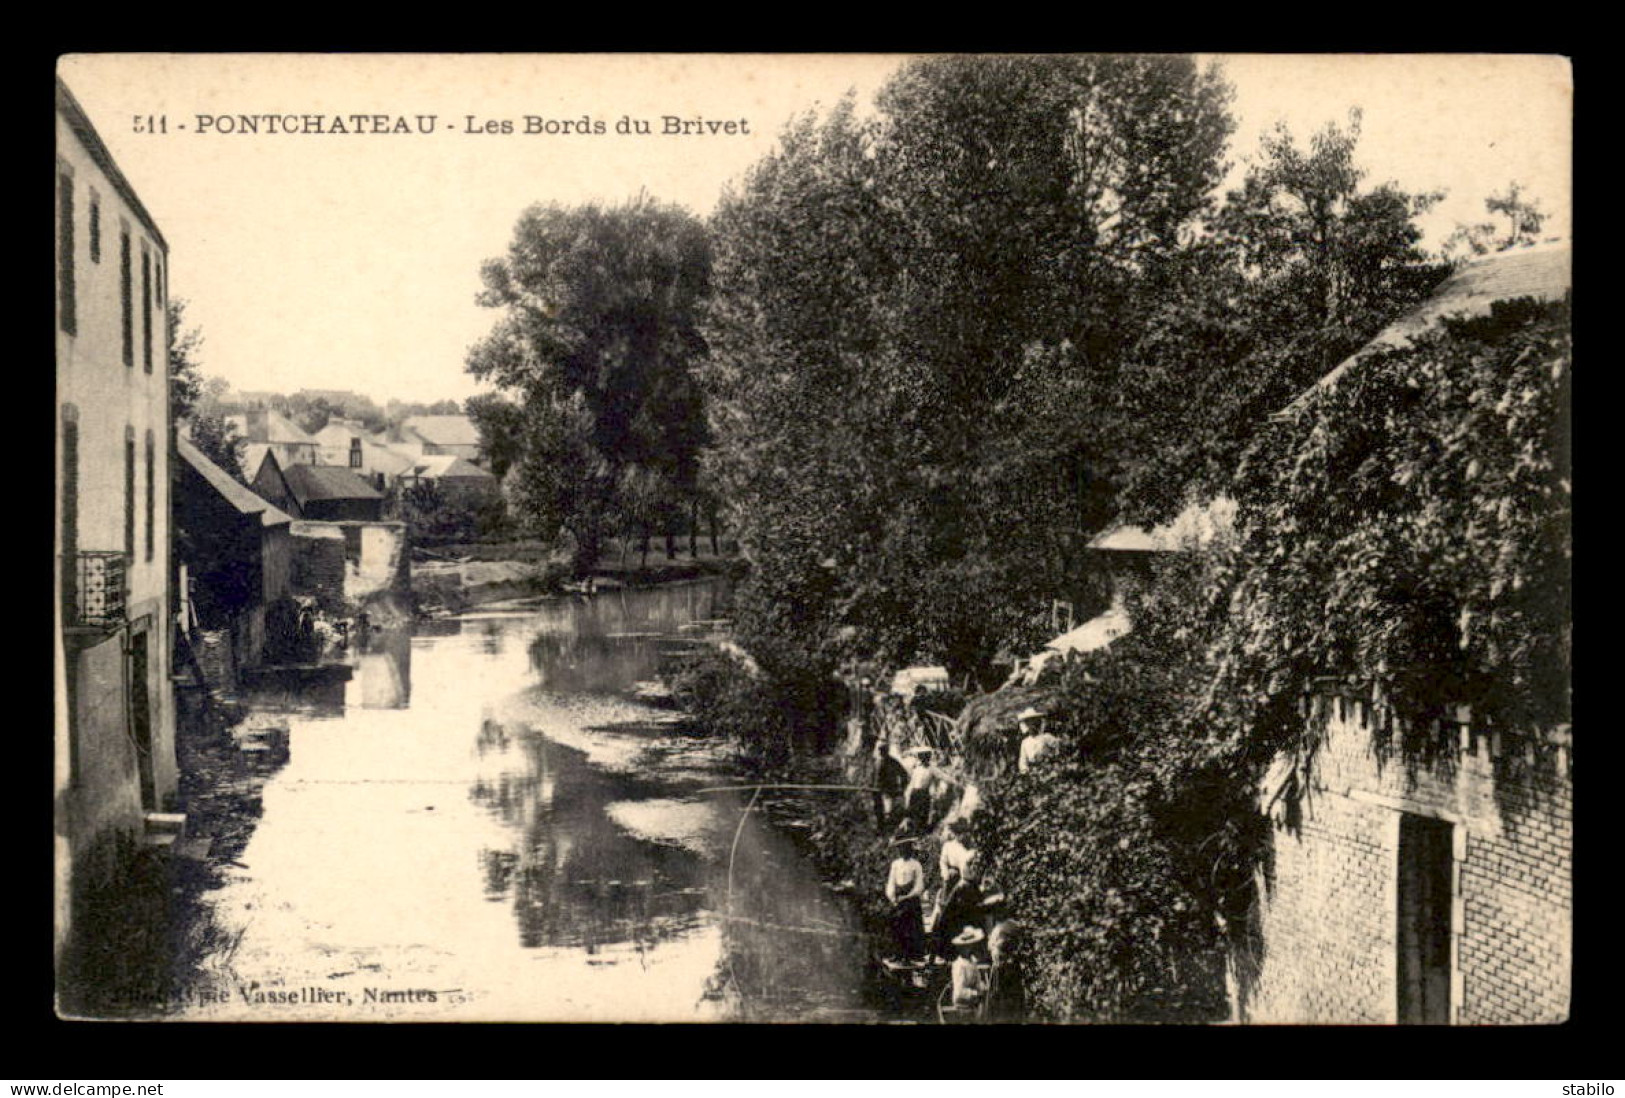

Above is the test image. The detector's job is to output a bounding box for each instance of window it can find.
[61,404,81,786]
[57,171,76,336]
[121,228,133,366]
[350,437,363,468]
[142,245,152,373]
[60,405,80,624]
[89,191,101,263]
[145,429,156,562]
[124,427,136,560]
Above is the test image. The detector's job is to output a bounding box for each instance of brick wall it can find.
[1244,694,1571,1024]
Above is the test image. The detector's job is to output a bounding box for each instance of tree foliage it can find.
[168,299,247,482]
[1444,181,1549,260]
[1214,296,1572,763]
[469,195,712,571]
[1116,112,1448,522]
[704,55,1236,691]
[168,299,205,423]
[464,392,526,479]
[971,542,1265,1022]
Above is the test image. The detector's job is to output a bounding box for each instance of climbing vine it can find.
[974,294,1570,1021]
[1218,296,1572,762]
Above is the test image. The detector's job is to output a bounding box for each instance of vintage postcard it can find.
[54,53,1571,1023]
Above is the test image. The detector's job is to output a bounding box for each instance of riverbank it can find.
[57,693,282,1018]
[412,549,743,616]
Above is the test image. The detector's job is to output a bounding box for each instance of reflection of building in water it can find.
[351,627,412,709]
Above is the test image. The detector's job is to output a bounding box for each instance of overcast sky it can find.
[59,53,1572,406]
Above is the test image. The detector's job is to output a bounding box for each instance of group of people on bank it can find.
[883,819,1022,1022]
[850,679,1056,1022]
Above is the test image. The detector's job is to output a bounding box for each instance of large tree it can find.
[705,55,1235,687]
[464,392,526,479]
[1114,111,1448,522]
[168,299,246,481]
[467,195,712,570]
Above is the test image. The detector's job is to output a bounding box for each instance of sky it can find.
[59,53,1572,407]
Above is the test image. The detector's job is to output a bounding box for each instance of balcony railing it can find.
[67,550,128,630]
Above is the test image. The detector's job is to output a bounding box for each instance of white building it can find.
[55,77,178,968]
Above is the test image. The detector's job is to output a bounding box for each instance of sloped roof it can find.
[410,454,494,479]
[227,409,319,446]
[1088,496,1236,553]
[312,422,361,446]
[177,436,293,527]
[239,442,273,481]
[1046,605,1132,655]
[402,414,480,447]
[281,462,385,504]
[1282,239,1571,416]
[361,439,417,475]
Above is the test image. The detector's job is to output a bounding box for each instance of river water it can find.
[175,578,875,1022]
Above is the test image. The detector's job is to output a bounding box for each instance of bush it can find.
[969,546,1265,1022]
[666,650,834,770]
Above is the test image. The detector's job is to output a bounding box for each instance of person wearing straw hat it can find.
[884,833,926,962]
[929,840,984,964]
[949,925,989,1011]
[1017,707,1060,773]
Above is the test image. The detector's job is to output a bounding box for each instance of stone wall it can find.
[290,523,347,610]
[290,520,408,610]
[1243,693,1572,1024]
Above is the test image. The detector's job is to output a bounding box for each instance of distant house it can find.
[252,449,385,522]
[1012,498,1234,684]
[227,408,319,469]
[174,436,294,672]
[397,453,500,507]
[399,414,483,462]
[1242,241,1572,1025]
[313,417,415,490]
[247,449,408,611]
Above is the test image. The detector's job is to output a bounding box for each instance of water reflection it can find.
[526,583,729,695]
[176,576,872,1020]
[352,626,412,709]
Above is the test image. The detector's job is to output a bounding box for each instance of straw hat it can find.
[951,926,986,947]
[1017,707,1044,723]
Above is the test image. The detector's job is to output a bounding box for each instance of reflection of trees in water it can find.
[525,582,730,696]
[469,722,708,953]
[706,796,872,1021]
[527,630,670,694]
[468,718,541,828]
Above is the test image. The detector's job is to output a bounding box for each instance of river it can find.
[173,578,876,1022]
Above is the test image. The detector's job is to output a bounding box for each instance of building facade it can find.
[55,78,178,965]
[175,435,295,676]
[1240,241,1573,1024]
[1244,698,1571,1024]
